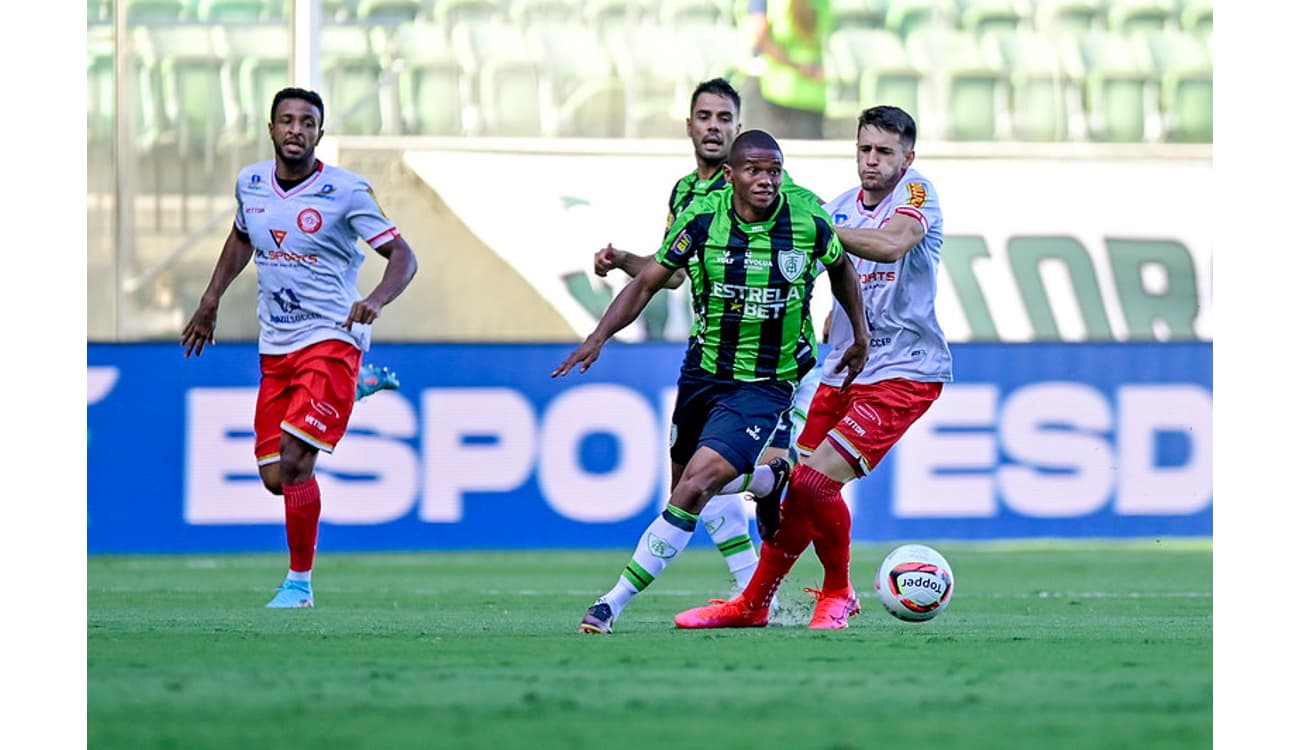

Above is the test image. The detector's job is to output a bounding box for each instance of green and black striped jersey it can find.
[663,169,822,237]
[655,186,843,383]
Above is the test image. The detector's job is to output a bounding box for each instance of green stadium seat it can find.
[1070,31,1157,141]
[1106,0,1177,35]
[674,24,747,91]
[830,0,886,30]
[825,28,922,138]
[87,25,116,146]
[320,23,391,134]
[389,22,467,134]
[604,24,690,138]
[1180,0,1212,37]
[451,21,544,135]
[1142,31,1211,142]
[885,0,956,42]
[89,0,111,23]
[356,0,421,23]
[994,31,1077,141]
[124,0,189,23]
[214,23,291,150]
[658,0,727,29]
[958,0,1026,38]
[1033,0,1104,32]
[137,24,229,158]
[526,22,626,137]
[196,0,267,21]
[509,0,577,27]
[433,0,504,28]
[584,0,646,28]
[906,28,1005,140]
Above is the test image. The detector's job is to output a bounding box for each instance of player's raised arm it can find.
[824,253,869,389]
[553,261,675,377]
[593,243,688,289]
[181,224,255,358]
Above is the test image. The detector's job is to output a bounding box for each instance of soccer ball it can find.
[875,544,954,622]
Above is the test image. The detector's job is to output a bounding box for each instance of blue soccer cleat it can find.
[356,363,400,401]
[265,580,314,608]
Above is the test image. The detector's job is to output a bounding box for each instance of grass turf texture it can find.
[88,541,1211,750]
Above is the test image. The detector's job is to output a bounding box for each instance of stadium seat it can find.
[1032,0,1104,32]
[138,24,229,159]
[1142,31,1211,142]
[584,0,646,29]
[214,24,291,153]
[658,0,727,29]
[674,24,747,91]
[509,0,577,27]
[824,29,922,138]
[1070,31,1157,141]
[906,28,1005,140]
[389,22,468,134]
[958,0,1027,39]
[124,0,190,23]
[1106,0,1177,35]
[830,0,886,30]
[526,23,626,137]
[433,0,504,28]
[604,24,690,138]
[995,31,1077,141]
[88,0,111,23]
[87,25,116,147]
[196,0,267,21]
[1179,0,1212,37]
[885,0,956,42]
[451,21,544,135]
[356,0,422,23]
[320,23,392,134]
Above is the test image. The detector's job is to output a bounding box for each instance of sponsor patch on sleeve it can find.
[671,229,691,255]
[664,210,675,231]
[905,182,928,208]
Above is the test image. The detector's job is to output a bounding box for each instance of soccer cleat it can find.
[578,602,614,634]
[355,363,400,401]
[805,587,860,630]
[751,456,792,543]
[674,596,769,629]
[265,580,314,608]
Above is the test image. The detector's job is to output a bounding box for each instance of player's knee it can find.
[258,464,283,495]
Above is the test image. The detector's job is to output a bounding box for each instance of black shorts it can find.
[669,368,795,474]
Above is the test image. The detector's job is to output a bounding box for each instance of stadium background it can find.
[86,0,1212,553]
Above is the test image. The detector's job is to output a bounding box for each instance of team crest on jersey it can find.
[777,249,807,282]
[906,182,927,208]
[269,229,287,248]
[297,208,322,234]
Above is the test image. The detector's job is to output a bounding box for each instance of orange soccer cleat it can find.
[805,587,860,630]
[674,596,770,629]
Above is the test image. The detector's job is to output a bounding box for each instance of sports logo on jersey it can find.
[269,229,288,248]
[249,174,262,186]
[777,249,807,282]
[833,212,849,225]
[671,230,691,256]
[271,288,302,313]
[906,182,927,208]
[297,208,323,234]
[319,184,334,194]
[366,187,389,219]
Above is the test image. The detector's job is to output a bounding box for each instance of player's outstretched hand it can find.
[593,243,620,277]
[181,300,218,358]
[343,297,382,330]
[552,336,604,377]
[833,339,869,392]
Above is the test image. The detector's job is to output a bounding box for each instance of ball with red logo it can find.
[875,543,954,622]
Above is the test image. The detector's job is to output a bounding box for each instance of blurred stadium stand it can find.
[87,0,1212,340]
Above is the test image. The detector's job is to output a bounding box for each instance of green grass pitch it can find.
[88,541,1211,749]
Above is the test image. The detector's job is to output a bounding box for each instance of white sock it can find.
[286,569,312,584]
[717,464,775,496]
[700,493,759,587]
[599,506,698,620]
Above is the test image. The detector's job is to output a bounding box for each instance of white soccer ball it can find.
[875,544,954,622]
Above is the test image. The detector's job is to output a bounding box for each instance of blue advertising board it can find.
[88,342,1211,554]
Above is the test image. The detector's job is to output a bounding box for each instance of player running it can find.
[181,87,418,608]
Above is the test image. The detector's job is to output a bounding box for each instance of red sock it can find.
[740,464,817,609]
[802,466,852,592]
[283,477,322,573]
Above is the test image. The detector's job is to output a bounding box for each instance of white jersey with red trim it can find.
[233,160,399,355]
[819,167,952,387]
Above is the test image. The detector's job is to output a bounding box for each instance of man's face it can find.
[856,124,914,194]
[686,92,740,166]
[269,98,323,167]
[724,147,784,216]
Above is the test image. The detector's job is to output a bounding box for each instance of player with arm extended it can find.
[555,129,869,634]
[592,79,823,597]
[675,105,952,630]
[180,87,418,608]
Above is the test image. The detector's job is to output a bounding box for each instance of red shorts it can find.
[254,339,361,465]
[795,379,943,477]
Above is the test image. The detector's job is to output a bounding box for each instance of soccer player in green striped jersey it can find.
[556,129,869,634]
